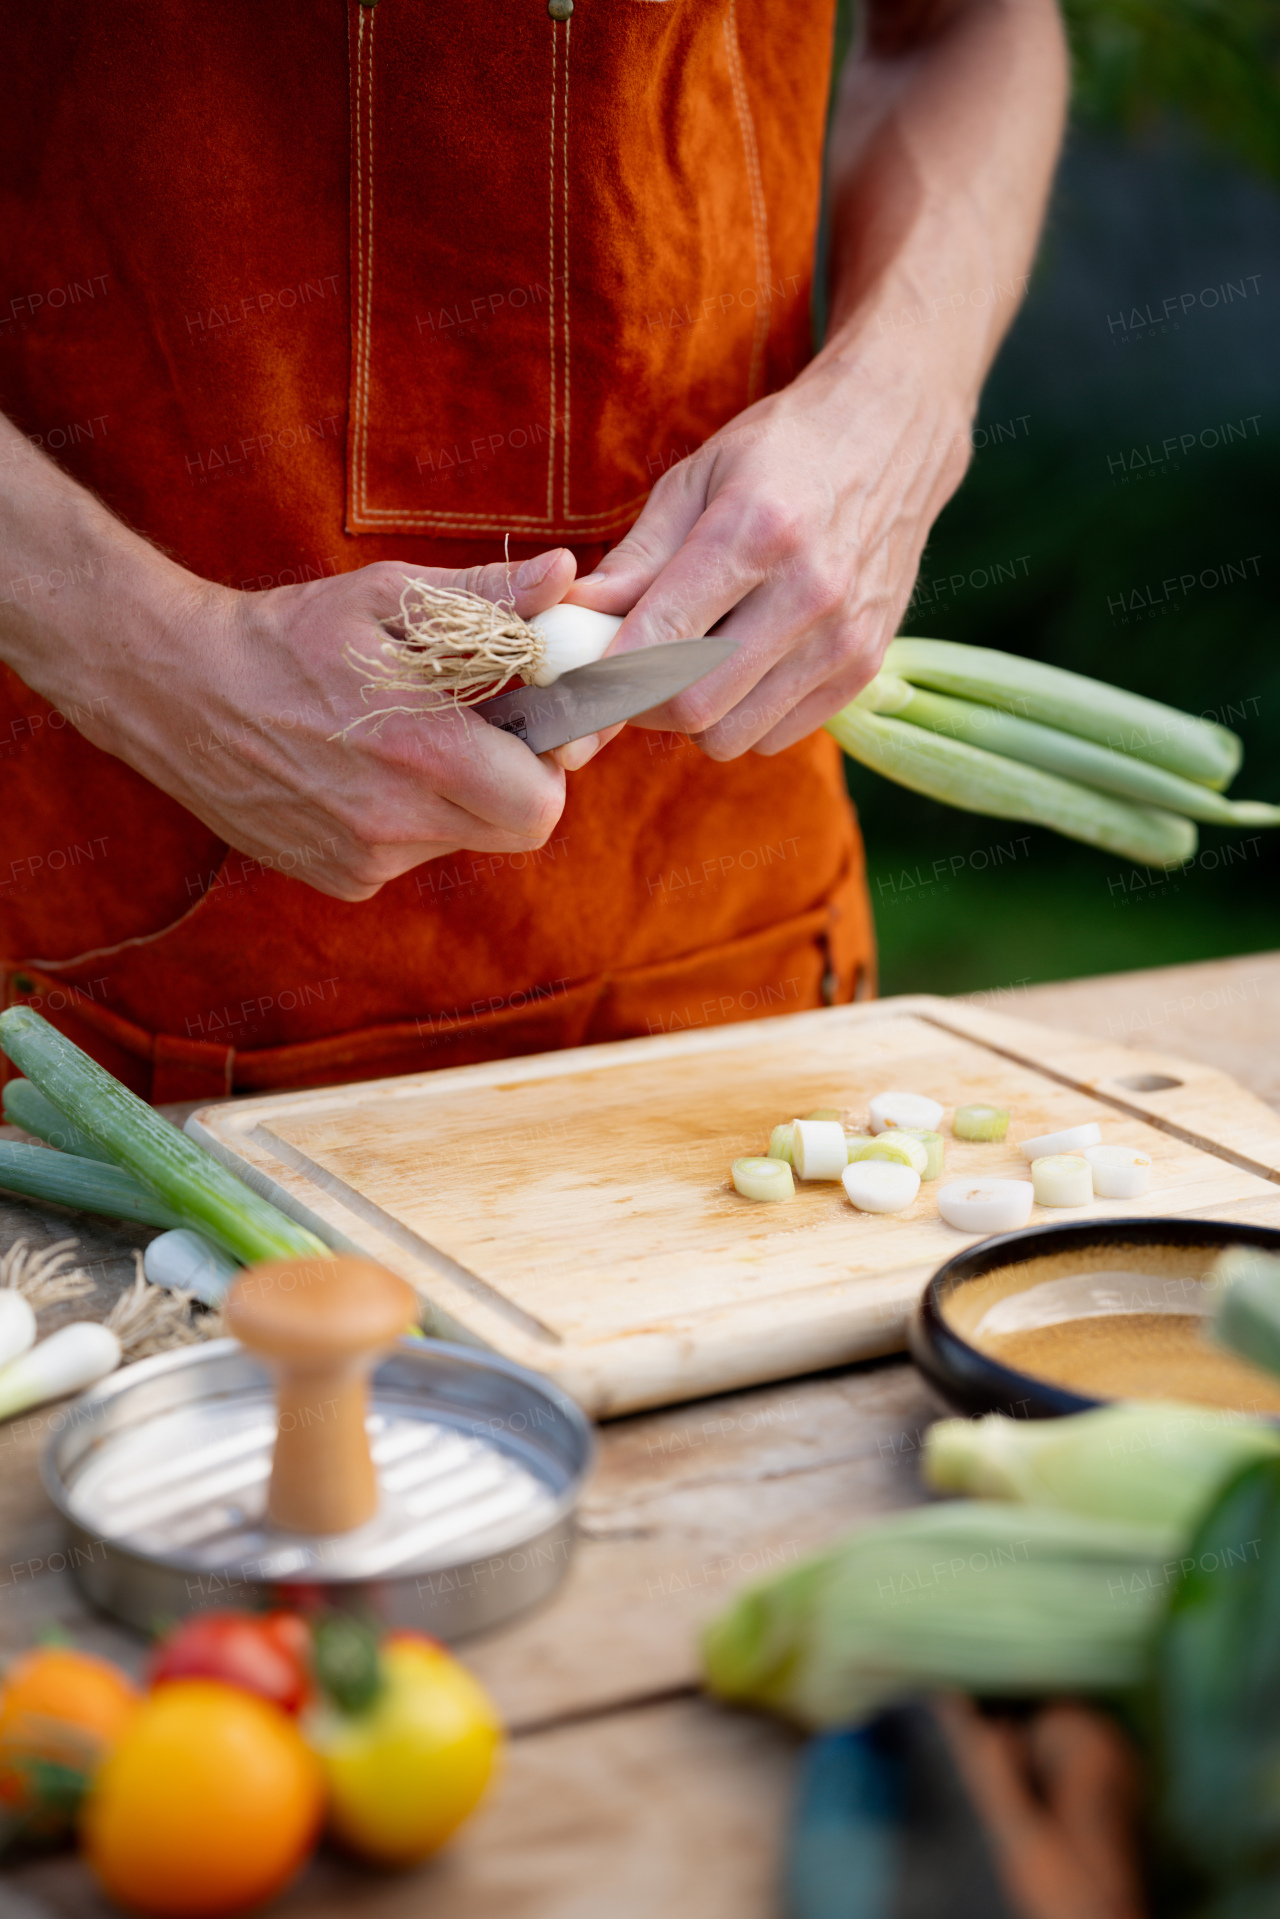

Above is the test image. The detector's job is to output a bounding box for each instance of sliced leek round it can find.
[936,1178,1035,1233]
[1018,1122,1102,1162]
[1031,1154,1093,1207]
[869,1091,944,1135]
[793,1120,850,1182]
[896,1129,944,1181]
[851,1133,928,1177]
[767,1122,797,1166]
[842,1160,920,1214]
[732,1157,795,1203]
[1082,1144,1151,1199]
[952,1104,1010,1143]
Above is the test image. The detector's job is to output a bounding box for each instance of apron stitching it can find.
[349,4,367,520]
[11,867,232,974]
[561,16,572,518]
[723,0,771,404]
[356,5,377,517]
[547,23,559,521]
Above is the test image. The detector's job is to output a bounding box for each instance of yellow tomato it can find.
[82,1679,323,1917]
[307,1634,501,1865]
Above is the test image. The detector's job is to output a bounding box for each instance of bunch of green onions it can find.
[0,1007,326,1265]
[825,638,1280,868]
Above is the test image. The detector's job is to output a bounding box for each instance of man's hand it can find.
[0,407,583,901]
[569,0,1067,760]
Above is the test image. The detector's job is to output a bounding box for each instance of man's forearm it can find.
[821,0,1068,411]
[0,413,198,741]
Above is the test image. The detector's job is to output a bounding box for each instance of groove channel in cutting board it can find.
[251,1013,1276,1345]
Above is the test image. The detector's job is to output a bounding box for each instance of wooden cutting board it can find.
[189,994,1280,1416]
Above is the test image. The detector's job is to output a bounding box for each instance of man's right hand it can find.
[0,418,578,902]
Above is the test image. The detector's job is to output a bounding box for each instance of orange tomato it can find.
[82,1679,324,1918]
[0,1645,140,1808]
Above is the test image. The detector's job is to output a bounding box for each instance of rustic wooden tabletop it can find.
[2,951,1278,1919]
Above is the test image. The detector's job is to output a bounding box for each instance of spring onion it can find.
[868,1091,943,1135]
[1211,1247,1280,1379]
[527,605,622,686]
[925,1401,1280,1531]
[143,1228,242,1303]
[844,1131,873,1160]
[2,1080,116,1163]
[866,675,1280,826]
[0,1291,36,1369]
[826,698,1198,869]
[842,1161,919,1214]
[895,1129,944,1180]
[1082,1144,1151,1199]
[793,1120,849,1182]
[1031,1154,1093,1207]
[0,1142,189,1230]
[0,1008,327,1265]
[883,637,1242,789]
[732,1157,795,1203]
[1018,1122,1101,1161]
[851,1132,928,1178]
[767,1122,796,1166]
[951,1104,1009,1142]
[701,1500,1181,1728]
[0,1320,121,1419]
[936,1178,1034,1233]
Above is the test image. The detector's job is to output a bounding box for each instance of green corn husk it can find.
[866,676,1280,827]
[2,1079,116,1163]
[925,1402,1280,1532]
[701,1501,1181,1728]
[884,637,1242,789]
[824,700,1197,869]
[1210,1247,1280,1379]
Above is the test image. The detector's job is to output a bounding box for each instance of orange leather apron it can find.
[0,0,874,1102]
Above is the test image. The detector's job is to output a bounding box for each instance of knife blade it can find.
[475,635,737,754]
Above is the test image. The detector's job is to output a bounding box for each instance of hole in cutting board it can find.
[1111,1073,1183,1093]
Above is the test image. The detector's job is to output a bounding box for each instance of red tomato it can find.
[148,1612,311,1714]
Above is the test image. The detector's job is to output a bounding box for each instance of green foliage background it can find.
[841,0,1280,995]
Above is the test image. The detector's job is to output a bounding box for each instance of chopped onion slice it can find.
[767,1122,796,1166]
[952,1104,1010,1143]
[842,1161,920,1214]
[852,1132,928,1177]
[1031,1154,1093,1207]
[844,1131,873,1161]
[1083,1144,1151,1199]
[896,1129,945,1180]
[793,1120,849,1182]
[937,1178,1035,1234]
[1018,1122,1102,1162]
[870,1091,944,1135]
[732,1157,795,1203]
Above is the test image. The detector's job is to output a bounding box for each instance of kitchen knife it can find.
[475,635,737,754]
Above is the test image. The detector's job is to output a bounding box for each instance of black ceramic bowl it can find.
[909,1216,1280,1420]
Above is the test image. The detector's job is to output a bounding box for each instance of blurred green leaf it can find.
[1063,0,1280,180]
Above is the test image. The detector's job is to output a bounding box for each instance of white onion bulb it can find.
[1082,1144,1152,1199]
[1031,1154,1093,1207]
[1017,1122,1102,1162]
[842,1160,920,1214]
[869,1091,944,1135]
[936,1179,1035,1234]
[0,1291,37,1370]
[526,605,623,685]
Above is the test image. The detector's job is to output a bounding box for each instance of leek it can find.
[951,1104,1009,1143]
[867,675,1280,826]
[732,1157,794,1203]
[825,700,1196,868]
[0,1008,327,1265]
[0,1321,121,1417]
[1211,1247,1280,1379]
[2,1079,116,1162]
[1030,1153,1093,1207]
[701,1501,1180,1728]
[842,1161,919,1214]
[884,637,1241,789]
[0,1142,189,1231]
[924,1402,1280,1533]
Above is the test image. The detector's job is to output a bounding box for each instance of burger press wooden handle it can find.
[225,1254,417,1535]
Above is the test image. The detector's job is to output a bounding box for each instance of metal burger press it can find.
[41,1255,593,1638]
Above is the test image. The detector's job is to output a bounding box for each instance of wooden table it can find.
[3,952,1278,1918]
